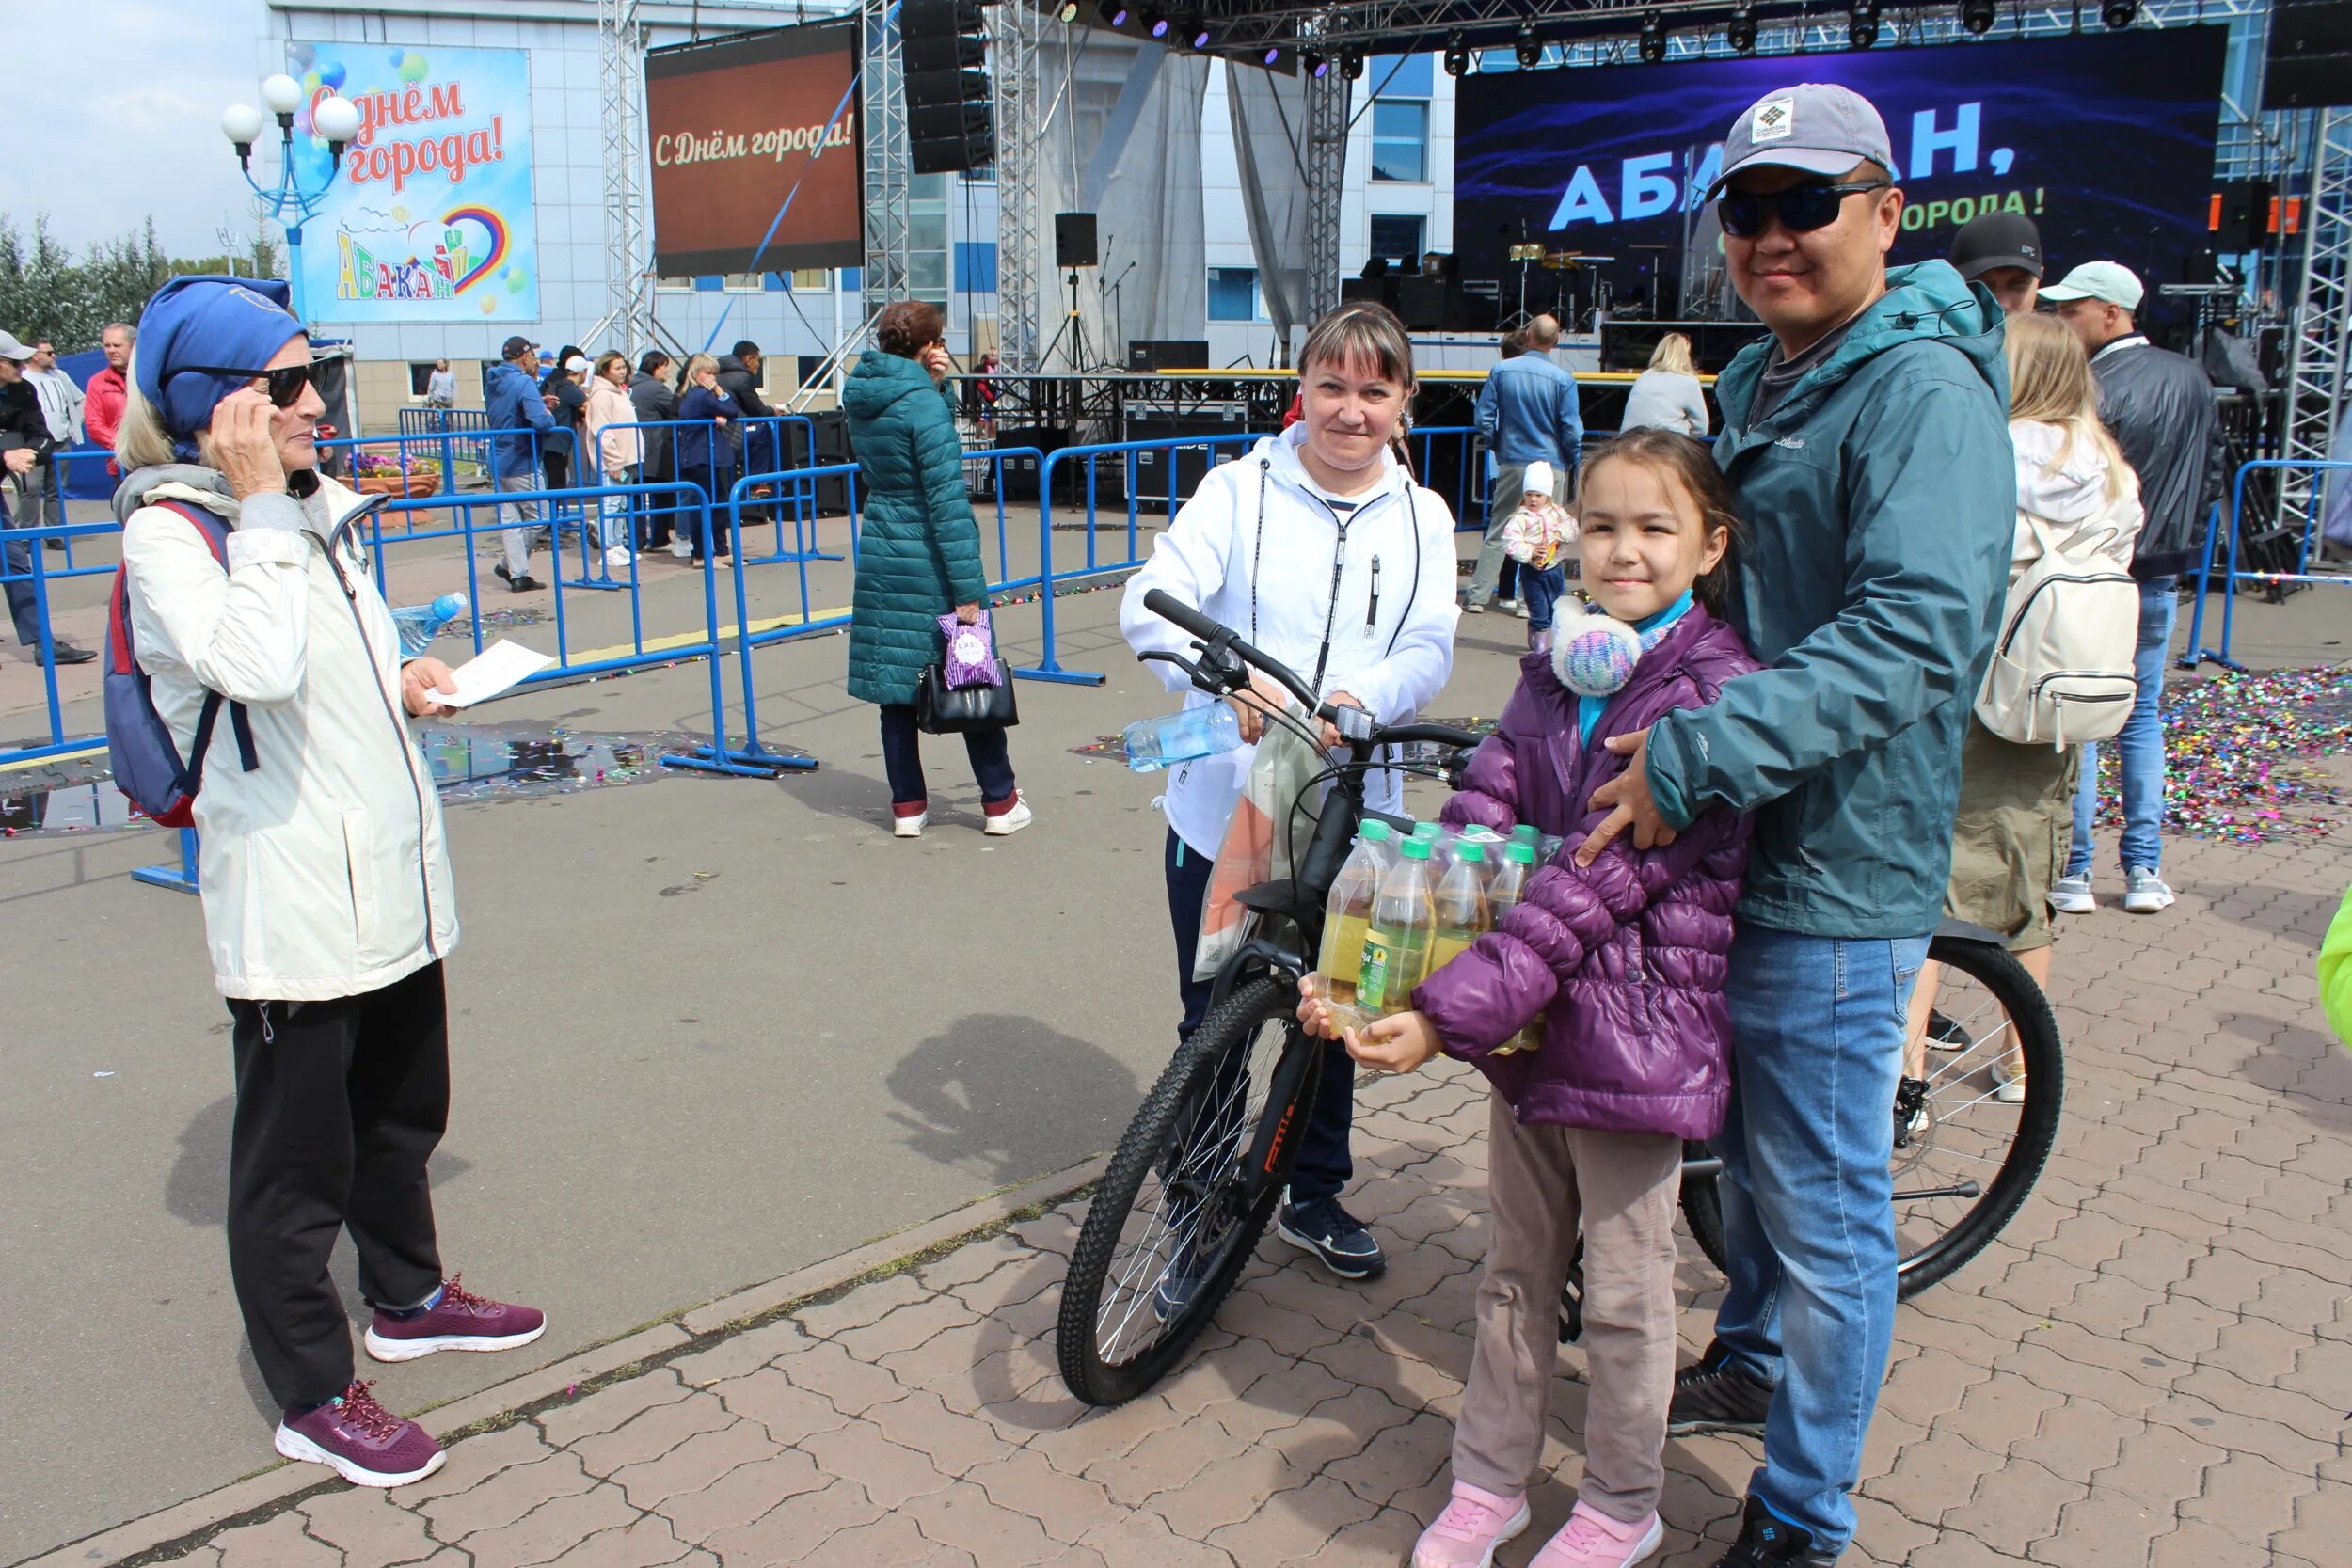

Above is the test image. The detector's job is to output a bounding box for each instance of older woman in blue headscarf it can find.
[115,276,544,1489]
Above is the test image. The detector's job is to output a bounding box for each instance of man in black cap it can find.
[1947,209,2044,314]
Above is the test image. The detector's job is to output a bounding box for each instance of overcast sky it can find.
[7,0,281,257]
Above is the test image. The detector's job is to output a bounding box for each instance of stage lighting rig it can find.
[1959,0,1996,32]
[1443,30,1470,75]
[1517,24,1543,68]
[1057,1,1078,21]
[1727,6,1757,52]
[1098,1,1131,24]
[1262,43,1283,65]
[1304,49,1329,77]
[1144,9,1170,39]
[1342,47,1365,79]
[1638,13,1667,64]
[1184,18,1213,49]
[1849,1,1881,49]
[2101,0,2137,26]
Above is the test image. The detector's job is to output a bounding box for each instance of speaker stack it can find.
[2265,1,2352,110]
[903,0,995,174]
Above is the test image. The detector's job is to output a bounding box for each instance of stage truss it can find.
[596,0,651,356]
[2283,106,2351,552]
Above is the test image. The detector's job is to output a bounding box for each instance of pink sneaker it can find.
[1529,1502,1665,1568]
[1413,1481,1533,1568]
[275,1380,444,1487]
[364,1274,546,1362]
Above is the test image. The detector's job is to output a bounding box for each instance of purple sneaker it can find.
[364,1274,547,1363]
[275,1380,445,1487]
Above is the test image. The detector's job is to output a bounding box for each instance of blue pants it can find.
[2,489,38,648]
[1520,562,1568,631]
[1711,924,1929,1552]
[1164,829,1355,1203]
[2067,576,2174,877]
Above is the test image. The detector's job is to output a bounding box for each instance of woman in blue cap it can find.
[115,276,544,1489]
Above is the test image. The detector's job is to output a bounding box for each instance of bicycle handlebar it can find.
[1140,589,1485,755]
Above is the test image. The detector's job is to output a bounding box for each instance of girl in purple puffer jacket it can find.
[1303,430,1758,1568]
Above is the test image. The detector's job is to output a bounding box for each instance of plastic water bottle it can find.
[1427,840,1493,977]
[390,592,469,657]
[1122,702,1245,772]
[1358,834,1438,1018]
[1486,840,1543,1056]
[1314,820,1394,1007]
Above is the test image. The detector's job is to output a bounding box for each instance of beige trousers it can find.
[1453,1090,1684,1524]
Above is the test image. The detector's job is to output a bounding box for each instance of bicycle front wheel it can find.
[1676,934,2061,1299]
[1057,975,1320,1406]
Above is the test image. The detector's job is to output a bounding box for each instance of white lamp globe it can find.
[260,73,305,116]
[313,95,362,144]
[221,103,267,145]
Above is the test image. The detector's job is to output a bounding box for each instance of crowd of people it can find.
[30,63,2265,1568]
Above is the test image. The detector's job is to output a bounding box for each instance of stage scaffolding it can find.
[596,0,651,357]
[992,3,1047,372]
[2283,107,2352,553]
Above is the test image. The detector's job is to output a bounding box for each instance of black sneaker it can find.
[1708,1496,1837,1567]
[1667,1338,1773,1437]
[1274,1193,1385,1280]
[33,641,96,666]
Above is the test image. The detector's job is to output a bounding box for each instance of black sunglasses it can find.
[1717,180,1891,240]
[171,361,322,408]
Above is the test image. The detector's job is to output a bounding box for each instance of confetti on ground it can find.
[2093,662,2352,845]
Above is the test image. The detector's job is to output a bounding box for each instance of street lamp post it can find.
[221,73,361,326]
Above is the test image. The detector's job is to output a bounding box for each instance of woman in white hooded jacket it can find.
[1906,311,2142,1101]
[115,276,541,1491]
[1120,302,1460,1288]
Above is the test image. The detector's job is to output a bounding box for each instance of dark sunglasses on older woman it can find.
[1716,179,1891,240]
[169,361,324,408]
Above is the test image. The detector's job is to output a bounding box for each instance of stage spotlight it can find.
[1185,20,1212,49]
[1057,0,1079,20]
[1849,3,1881,48]
[1097,1,1130,24]
[1303,50,1332,78]
[1959,0,1996,32]
[1443,30,1470,75]
[1638,14,1667,65]
[1341,47,1365,80]
[1727,6,1757,52]
[1517,24,1543,68]
[2101,0,2137,26]
[1263,44,1283,66]
[1144,9,1170,39]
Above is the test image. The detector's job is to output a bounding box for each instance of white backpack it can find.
[1973,515,2138,748]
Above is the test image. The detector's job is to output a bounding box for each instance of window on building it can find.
[909,174,952,299]
[1371,101,1429,183]
[1369,214,1426,273]
[1207,266,1263,322]
[407,362,441,397]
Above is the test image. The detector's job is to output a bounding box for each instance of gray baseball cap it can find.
[1709,84,1896,198]
[0,329,34,362]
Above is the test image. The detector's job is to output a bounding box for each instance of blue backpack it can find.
[104,499,257,828]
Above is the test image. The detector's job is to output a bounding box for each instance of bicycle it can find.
[1057,594,2065,1403]
[1056,590,1483,1407]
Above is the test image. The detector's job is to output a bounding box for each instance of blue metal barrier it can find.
[133,828,201,895]
[2182,459,2352,673]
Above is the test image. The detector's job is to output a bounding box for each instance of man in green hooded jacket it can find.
[1580,85,2012,1566]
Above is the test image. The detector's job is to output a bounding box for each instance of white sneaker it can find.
[1502,598,1529,618]
[2122,867,2175,914]
[1462,599,1487,615]
[1990,1052,2027,1105]
[603,546,633,569]
[893,811,927,839]
[668,538,693,560]
[2049,873,2096,914]
[982,795,1033,836]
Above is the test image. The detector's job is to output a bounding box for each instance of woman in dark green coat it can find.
[843,301,1028,839]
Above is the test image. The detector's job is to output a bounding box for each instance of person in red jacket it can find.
[85,322,135,472]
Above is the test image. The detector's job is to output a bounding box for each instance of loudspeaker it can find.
[2209,180,2274,250]
[1399,277,1458,331]
[1124,341,1211,372]
[996,426,1074,502]
[903,0,994,173]
[2265,0,2352,108]
[1341,277,1403,313]
[1055,212,1099,268]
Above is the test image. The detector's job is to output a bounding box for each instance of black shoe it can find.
[1667,1338,1773,1437]
[34,641,96,666]
[43,538,65,552]
[505,572,545,593]
[1708,1496,1838,1567]
[1274,1193,1386,1280]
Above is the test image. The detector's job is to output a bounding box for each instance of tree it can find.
[0,214,281,353]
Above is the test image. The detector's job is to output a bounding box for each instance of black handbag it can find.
[914,658,1019,734]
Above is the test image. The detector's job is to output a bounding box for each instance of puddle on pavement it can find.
[0,721,707,839]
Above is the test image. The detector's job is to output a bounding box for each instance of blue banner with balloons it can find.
[284,42,539,325]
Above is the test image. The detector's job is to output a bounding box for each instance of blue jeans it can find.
[2067,576,2174,877]
[1519,562,1567,631]
[1711,924,1929,1552]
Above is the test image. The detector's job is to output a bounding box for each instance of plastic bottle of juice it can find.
[1357,836,1437,1017]
[1313,820,1393,1006]
[1455,825,1504,892]
[1485,840,1543,1054]
[1427,840,1493,976]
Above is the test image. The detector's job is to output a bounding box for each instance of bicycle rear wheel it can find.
[1675,934,2061,1298]
[1057,975,1320,1406]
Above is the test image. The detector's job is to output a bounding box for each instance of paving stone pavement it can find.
[146,821,2350,1568]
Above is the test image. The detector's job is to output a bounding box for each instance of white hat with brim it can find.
[0,329,35,361]
[2038,261,2145,311]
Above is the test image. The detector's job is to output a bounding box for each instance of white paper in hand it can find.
[439,639,556,708]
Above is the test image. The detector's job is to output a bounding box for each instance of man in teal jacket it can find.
[1581,86,2011,1566]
